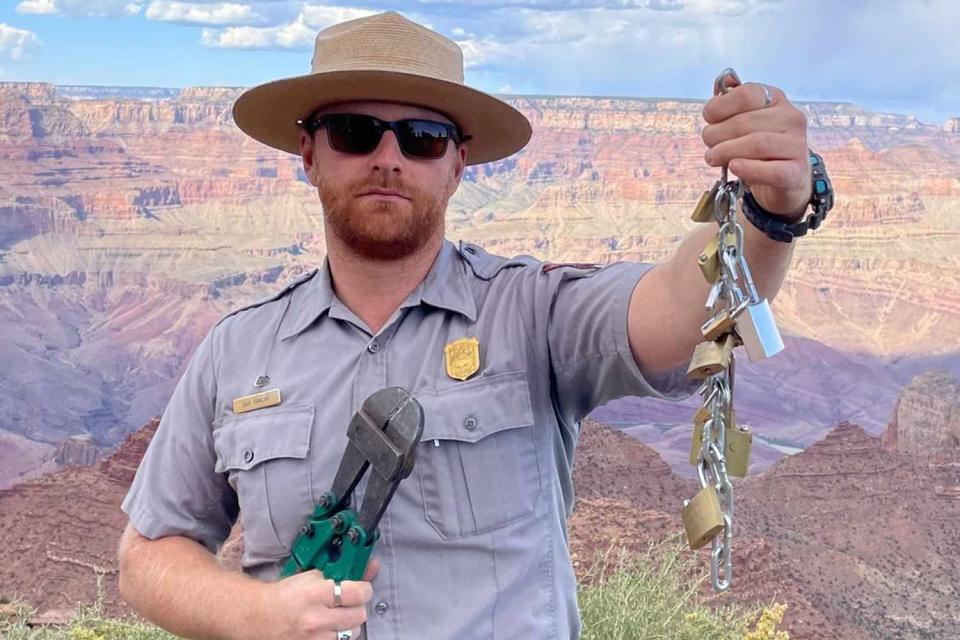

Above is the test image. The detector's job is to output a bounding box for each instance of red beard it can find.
[318,173,448,261]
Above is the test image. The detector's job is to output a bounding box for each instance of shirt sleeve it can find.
[542,261,700,423]
[120,325,238,554]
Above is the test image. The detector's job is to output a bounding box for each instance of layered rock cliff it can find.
[1,81,959,487]
[882,369,960,455]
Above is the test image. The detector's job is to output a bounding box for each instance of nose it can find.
[368,129,404,173]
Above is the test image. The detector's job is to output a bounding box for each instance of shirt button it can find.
[374,601,389,617]
[367,341,380,354]
[243,449,254,463]
[463,416,478,431]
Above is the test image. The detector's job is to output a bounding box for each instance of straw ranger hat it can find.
[232,11,532,165]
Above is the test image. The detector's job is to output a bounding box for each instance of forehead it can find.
[310,100,455,126]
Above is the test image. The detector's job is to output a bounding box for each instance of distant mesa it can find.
[882,369,960,456]
[53,433,107,468]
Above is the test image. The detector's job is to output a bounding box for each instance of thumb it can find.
[362,555,381,582]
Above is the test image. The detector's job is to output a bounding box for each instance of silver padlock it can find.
[730,246,785,362]
[735,298,784,362]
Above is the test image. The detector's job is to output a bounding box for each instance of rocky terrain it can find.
[574,372,960,639]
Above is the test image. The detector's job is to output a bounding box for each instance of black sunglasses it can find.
[298,112,471,160]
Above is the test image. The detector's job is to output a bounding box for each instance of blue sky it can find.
[1,0,958,126]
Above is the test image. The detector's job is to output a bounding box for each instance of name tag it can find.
[232,388,282,414]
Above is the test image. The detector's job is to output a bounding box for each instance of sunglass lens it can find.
[399,120,450,158]
[326,114,382,154]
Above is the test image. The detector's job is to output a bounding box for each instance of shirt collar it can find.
[280,239,477,341]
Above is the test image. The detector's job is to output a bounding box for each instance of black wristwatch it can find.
[742,150,835,243]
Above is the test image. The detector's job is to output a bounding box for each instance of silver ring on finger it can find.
[336,631,352,640]
[759,83,773,108]
[333,580,343,608]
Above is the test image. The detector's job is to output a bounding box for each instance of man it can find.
[117,10,822,640]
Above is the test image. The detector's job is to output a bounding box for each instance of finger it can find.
[701,107,792,148]
[318,578,374,608]
[705,131,806,168]
[321,605,368,634]
[728,158,808,191]
[703,82,784,124]
[326,626,362,640]
[362,556,381,582]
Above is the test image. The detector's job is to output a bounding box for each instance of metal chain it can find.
[690,68,758,592]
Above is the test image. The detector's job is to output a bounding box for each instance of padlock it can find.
[686,333,736,379]
[701,309,736,341]
[705,279,723,310]
[698,236,722,284]
[681,485,725,550]
[734,298,784,362]
[691,181,720,223]
[689,407,711,466]
[725,421,752,478]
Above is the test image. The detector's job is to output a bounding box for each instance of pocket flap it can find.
[415,371,535,444]
[213,404,315,472]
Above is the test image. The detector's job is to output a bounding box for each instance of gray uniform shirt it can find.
[121,239,697,639]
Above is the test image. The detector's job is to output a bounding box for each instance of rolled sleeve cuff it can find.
[614,262,700,402]
[121,494,225,555]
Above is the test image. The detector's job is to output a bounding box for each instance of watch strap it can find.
[742,150,834,243]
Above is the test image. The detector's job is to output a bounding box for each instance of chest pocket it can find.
[414,371,542,539]
[212,404,316,558]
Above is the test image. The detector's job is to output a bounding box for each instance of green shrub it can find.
[578,535,788,640]
[0,575,176,640]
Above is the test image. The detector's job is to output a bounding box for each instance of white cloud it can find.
[300,5,377,30]
[146,1,259,25]
[201,4,375,49]
[16,0,57,15]
[456,35,513,69]
[0,23,40,61]
[16,0,144,16]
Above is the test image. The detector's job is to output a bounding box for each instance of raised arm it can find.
[627,80,811,379]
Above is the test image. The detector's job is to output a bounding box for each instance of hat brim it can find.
[232,69,532,166]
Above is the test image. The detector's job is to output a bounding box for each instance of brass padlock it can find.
[681,486,725,550]
[690,181,720,223]
[725,421,752,478]
[698,236,722,284]
[701,309,736,341]
[686,333,736,379]
[689,407,710,465]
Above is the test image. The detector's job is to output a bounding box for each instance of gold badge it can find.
[444,337,480,381]
[232,388,282,414]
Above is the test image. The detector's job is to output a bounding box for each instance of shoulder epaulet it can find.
[214,268,319,327]
[457,240,539,281]
[541,262,604,273]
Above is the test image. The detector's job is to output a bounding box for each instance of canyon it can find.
[2,82,958,487]
[0,81,958,636]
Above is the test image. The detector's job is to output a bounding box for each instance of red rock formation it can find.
[737,420,960,640]
[882,369,960,456]
[53,434,107,468]
[0,417,246,617]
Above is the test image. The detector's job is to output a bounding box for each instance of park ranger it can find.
[117,10,821,640]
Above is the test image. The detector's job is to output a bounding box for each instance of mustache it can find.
[352,176,412,198]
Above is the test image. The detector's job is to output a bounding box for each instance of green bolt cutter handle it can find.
[281,387,423,581]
